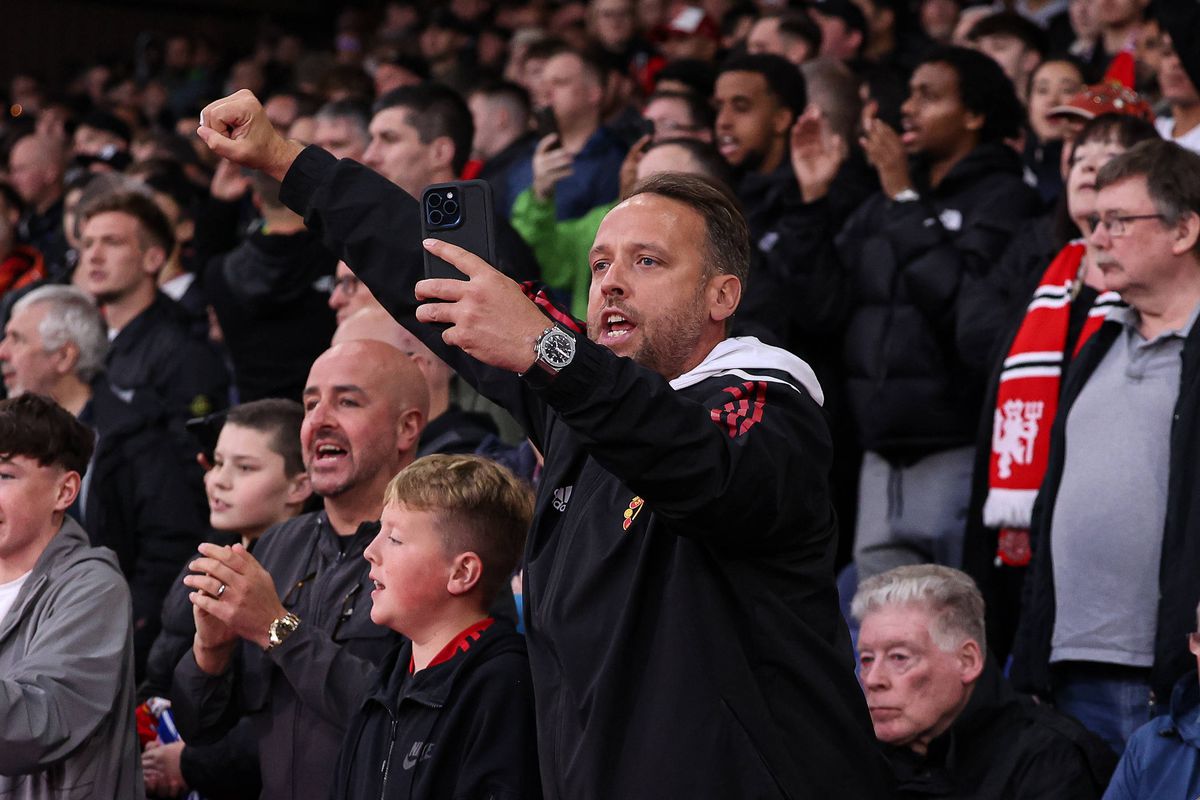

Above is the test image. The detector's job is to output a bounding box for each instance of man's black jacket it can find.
[204,227,337,402]
[171,512,401,800]
[416,403,499,458]
[883,660,1115,798]
[1011,317,1200,705]
[278,145,891,799]
[81,377,209,678]
[106,291,230,426]
[822,143,1040,459]
[331,619,541,800]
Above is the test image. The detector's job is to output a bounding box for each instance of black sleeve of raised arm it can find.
[279,145,550,443]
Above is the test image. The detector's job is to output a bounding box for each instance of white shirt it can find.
[1156,116,1200,155]
[0,570,32,625]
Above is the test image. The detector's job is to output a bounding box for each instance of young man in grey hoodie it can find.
[0,393,142,799]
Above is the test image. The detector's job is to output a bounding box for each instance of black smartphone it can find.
[421,180,499,281]
[185,410,228,465]
[534,106,560,149]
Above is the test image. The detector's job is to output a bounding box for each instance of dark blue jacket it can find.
[1104,676,1200,799]
[504,126,626,221]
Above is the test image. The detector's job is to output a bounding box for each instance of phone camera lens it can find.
[443,200,459,217]
[427,193,443,208]
[428,209,444,226]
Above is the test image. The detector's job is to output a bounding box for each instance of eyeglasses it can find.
[331,275,360,295]
[1087,213,1166,237]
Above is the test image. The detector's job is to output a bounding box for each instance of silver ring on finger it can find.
[217,583,227,598]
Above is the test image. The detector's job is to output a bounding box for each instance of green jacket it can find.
[510,188,615,320]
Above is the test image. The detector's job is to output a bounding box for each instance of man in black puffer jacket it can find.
[794,46,1041,580]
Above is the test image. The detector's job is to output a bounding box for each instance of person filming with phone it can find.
[194,87,892,799]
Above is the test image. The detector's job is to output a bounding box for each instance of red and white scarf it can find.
[983,241,1123,565]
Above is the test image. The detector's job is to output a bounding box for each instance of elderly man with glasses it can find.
[1009,139,1200,757]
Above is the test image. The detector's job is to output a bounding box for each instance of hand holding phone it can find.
[532,134,575,202]
[534,106,560,148]
[421,180,498,281]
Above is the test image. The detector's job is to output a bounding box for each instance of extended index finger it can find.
[421,238,499,278]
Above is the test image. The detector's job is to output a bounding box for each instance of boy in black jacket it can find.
[331,454,540,800]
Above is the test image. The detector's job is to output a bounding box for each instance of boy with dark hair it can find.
[0,393,143,798]
[141,398,312,799]
[331,454,540,800]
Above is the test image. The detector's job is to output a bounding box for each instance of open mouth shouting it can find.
[595,307,640,350]
[311,438,350,468]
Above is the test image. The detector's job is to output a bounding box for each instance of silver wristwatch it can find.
[525,324,576,380]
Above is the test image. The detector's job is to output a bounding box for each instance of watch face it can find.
[540,329,576,370]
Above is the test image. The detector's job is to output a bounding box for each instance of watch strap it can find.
[266,612,301,650]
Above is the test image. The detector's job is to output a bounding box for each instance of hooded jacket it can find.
[278,146,892,799]
[82,377,209,679]
[1104,676,1200,799]
[0,517,143,799]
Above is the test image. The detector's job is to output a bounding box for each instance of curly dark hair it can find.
[917,46,1026,144]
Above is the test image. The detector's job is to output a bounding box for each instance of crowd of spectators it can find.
[2,0,1200,797]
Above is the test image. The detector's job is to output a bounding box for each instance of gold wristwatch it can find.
[266,612,301,650]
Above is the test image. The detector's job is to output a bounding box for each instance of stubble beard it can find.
[589,282,710,380]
